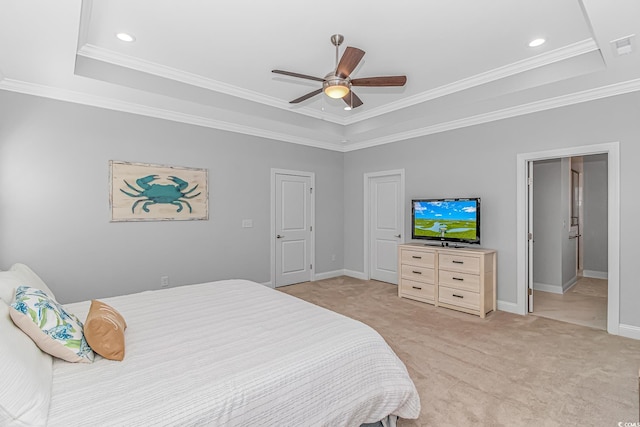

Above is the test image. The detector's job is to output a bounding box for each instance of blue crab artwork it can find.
[120,175,201,214]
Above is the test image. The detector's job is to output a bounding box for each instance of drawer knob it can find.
[453,294,464,298]
[412,286,422,290]
[453,277,464,281]
[412,256,422,259]
[452,260,464,264]
[412,271,422,275]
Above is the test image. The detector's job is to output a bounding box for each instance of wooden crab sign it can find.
[120,175,201,214]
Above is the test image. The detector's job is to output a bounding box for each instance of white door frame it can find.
[363,169,405,280]
[270,168,315,288]
[516,142,620,335]
[527,161,534,312]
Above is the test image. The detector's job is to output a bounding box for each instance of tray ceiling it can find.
[1,0,639,151]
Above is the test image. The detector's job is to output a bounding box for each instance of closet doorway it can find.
[530,154,608,330]
[516,142,620,335]
[363,169,405,284]
[270,169,315,288]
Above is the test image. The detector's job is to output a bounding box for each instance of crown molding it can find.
[0,78,343,152]
[77,39,598,128]
[343,39,599,125]
[342,77,640,152]
[76,44,348,126]
[2,76,639,154]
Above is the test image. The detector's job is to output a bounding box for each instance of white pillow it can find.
[0,299,53,427]
[0,263,57,304]
[0,270,22,304]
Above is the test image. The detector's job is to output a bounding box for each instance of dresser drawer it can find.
[401,264,435,283]
[438,270,480,292]
[439,253,480,274]
[400,279,435,302]
[438,286,480,311]
[400,249,435,268]
[397,244,496,318]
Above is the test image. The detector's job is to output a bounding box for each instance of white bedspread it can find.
[47,280,420,426]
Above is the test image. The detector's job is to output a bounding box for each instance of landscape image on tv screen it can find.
[413,200,478,240]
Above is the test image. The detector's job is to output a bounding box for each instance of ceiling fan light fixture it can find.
[325,85,349,98]
[274,34,406,108]
[323,78,350,99]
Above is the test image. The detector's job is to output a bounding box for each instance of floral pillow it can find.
[9,286,94,363]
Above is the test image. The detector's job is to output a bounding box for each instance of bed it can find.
[0,264,420,426]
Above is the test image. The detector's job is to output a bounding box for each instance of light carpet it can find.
[278,276,640,426]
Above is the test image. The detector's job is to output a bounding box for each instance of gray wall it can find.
[0,91,344,303]
[583,153,608,274]
[1,88,638,328]
[344,91,640,327]
[532,159,562,288]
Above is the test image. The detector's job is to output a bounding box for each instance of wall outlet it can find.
[331,254,336,262]
[160,276,169,288]
[242,219,253,228]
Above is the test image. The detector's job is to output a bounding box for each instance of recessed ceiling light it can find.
[528,38,546,47]
[344,106,352,111]
[116,32,136,42]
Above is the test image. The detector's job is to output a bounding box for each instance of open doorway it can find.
[530,155,608,330]
[516,142,620,336]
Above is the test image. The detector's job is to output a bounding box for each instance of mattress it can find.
[47,279,420,426]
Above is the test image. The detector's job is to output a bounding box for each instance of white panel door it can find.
[369,174,402,284]
[275,173,312,287]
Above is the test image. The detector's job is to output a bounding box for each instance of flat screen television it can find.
[411,198,480,245]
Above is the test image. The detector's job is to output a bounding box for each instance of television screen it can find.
[412,198,480,244]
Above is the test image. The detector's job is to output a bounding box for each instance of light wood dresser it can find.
[398,243,497,318]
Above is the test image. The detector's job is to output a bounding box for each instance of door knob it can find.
[395,234,401,238]
[276,234,285,239]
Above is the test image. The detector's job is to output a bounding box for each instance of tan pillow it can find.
[84,300,127,361]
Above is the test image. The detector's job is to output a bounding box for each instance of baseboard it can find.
[343,269,367,280]
[533,282,563,294]
[497,300,522,315]
[562,276,578,293]
[618,323,640,341]
[314,269,346,281]
[583,270,608,279]
[268,269,364,285]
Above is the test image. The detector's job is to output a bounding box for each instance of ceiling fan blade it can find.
[342,91,363,109]
[336,47,365,79]
[272,69,325,82]
[351,76,407,87]
[289,88,323,104]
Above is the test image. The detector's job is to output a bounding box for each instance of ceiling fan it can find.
[272,34,407,109]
